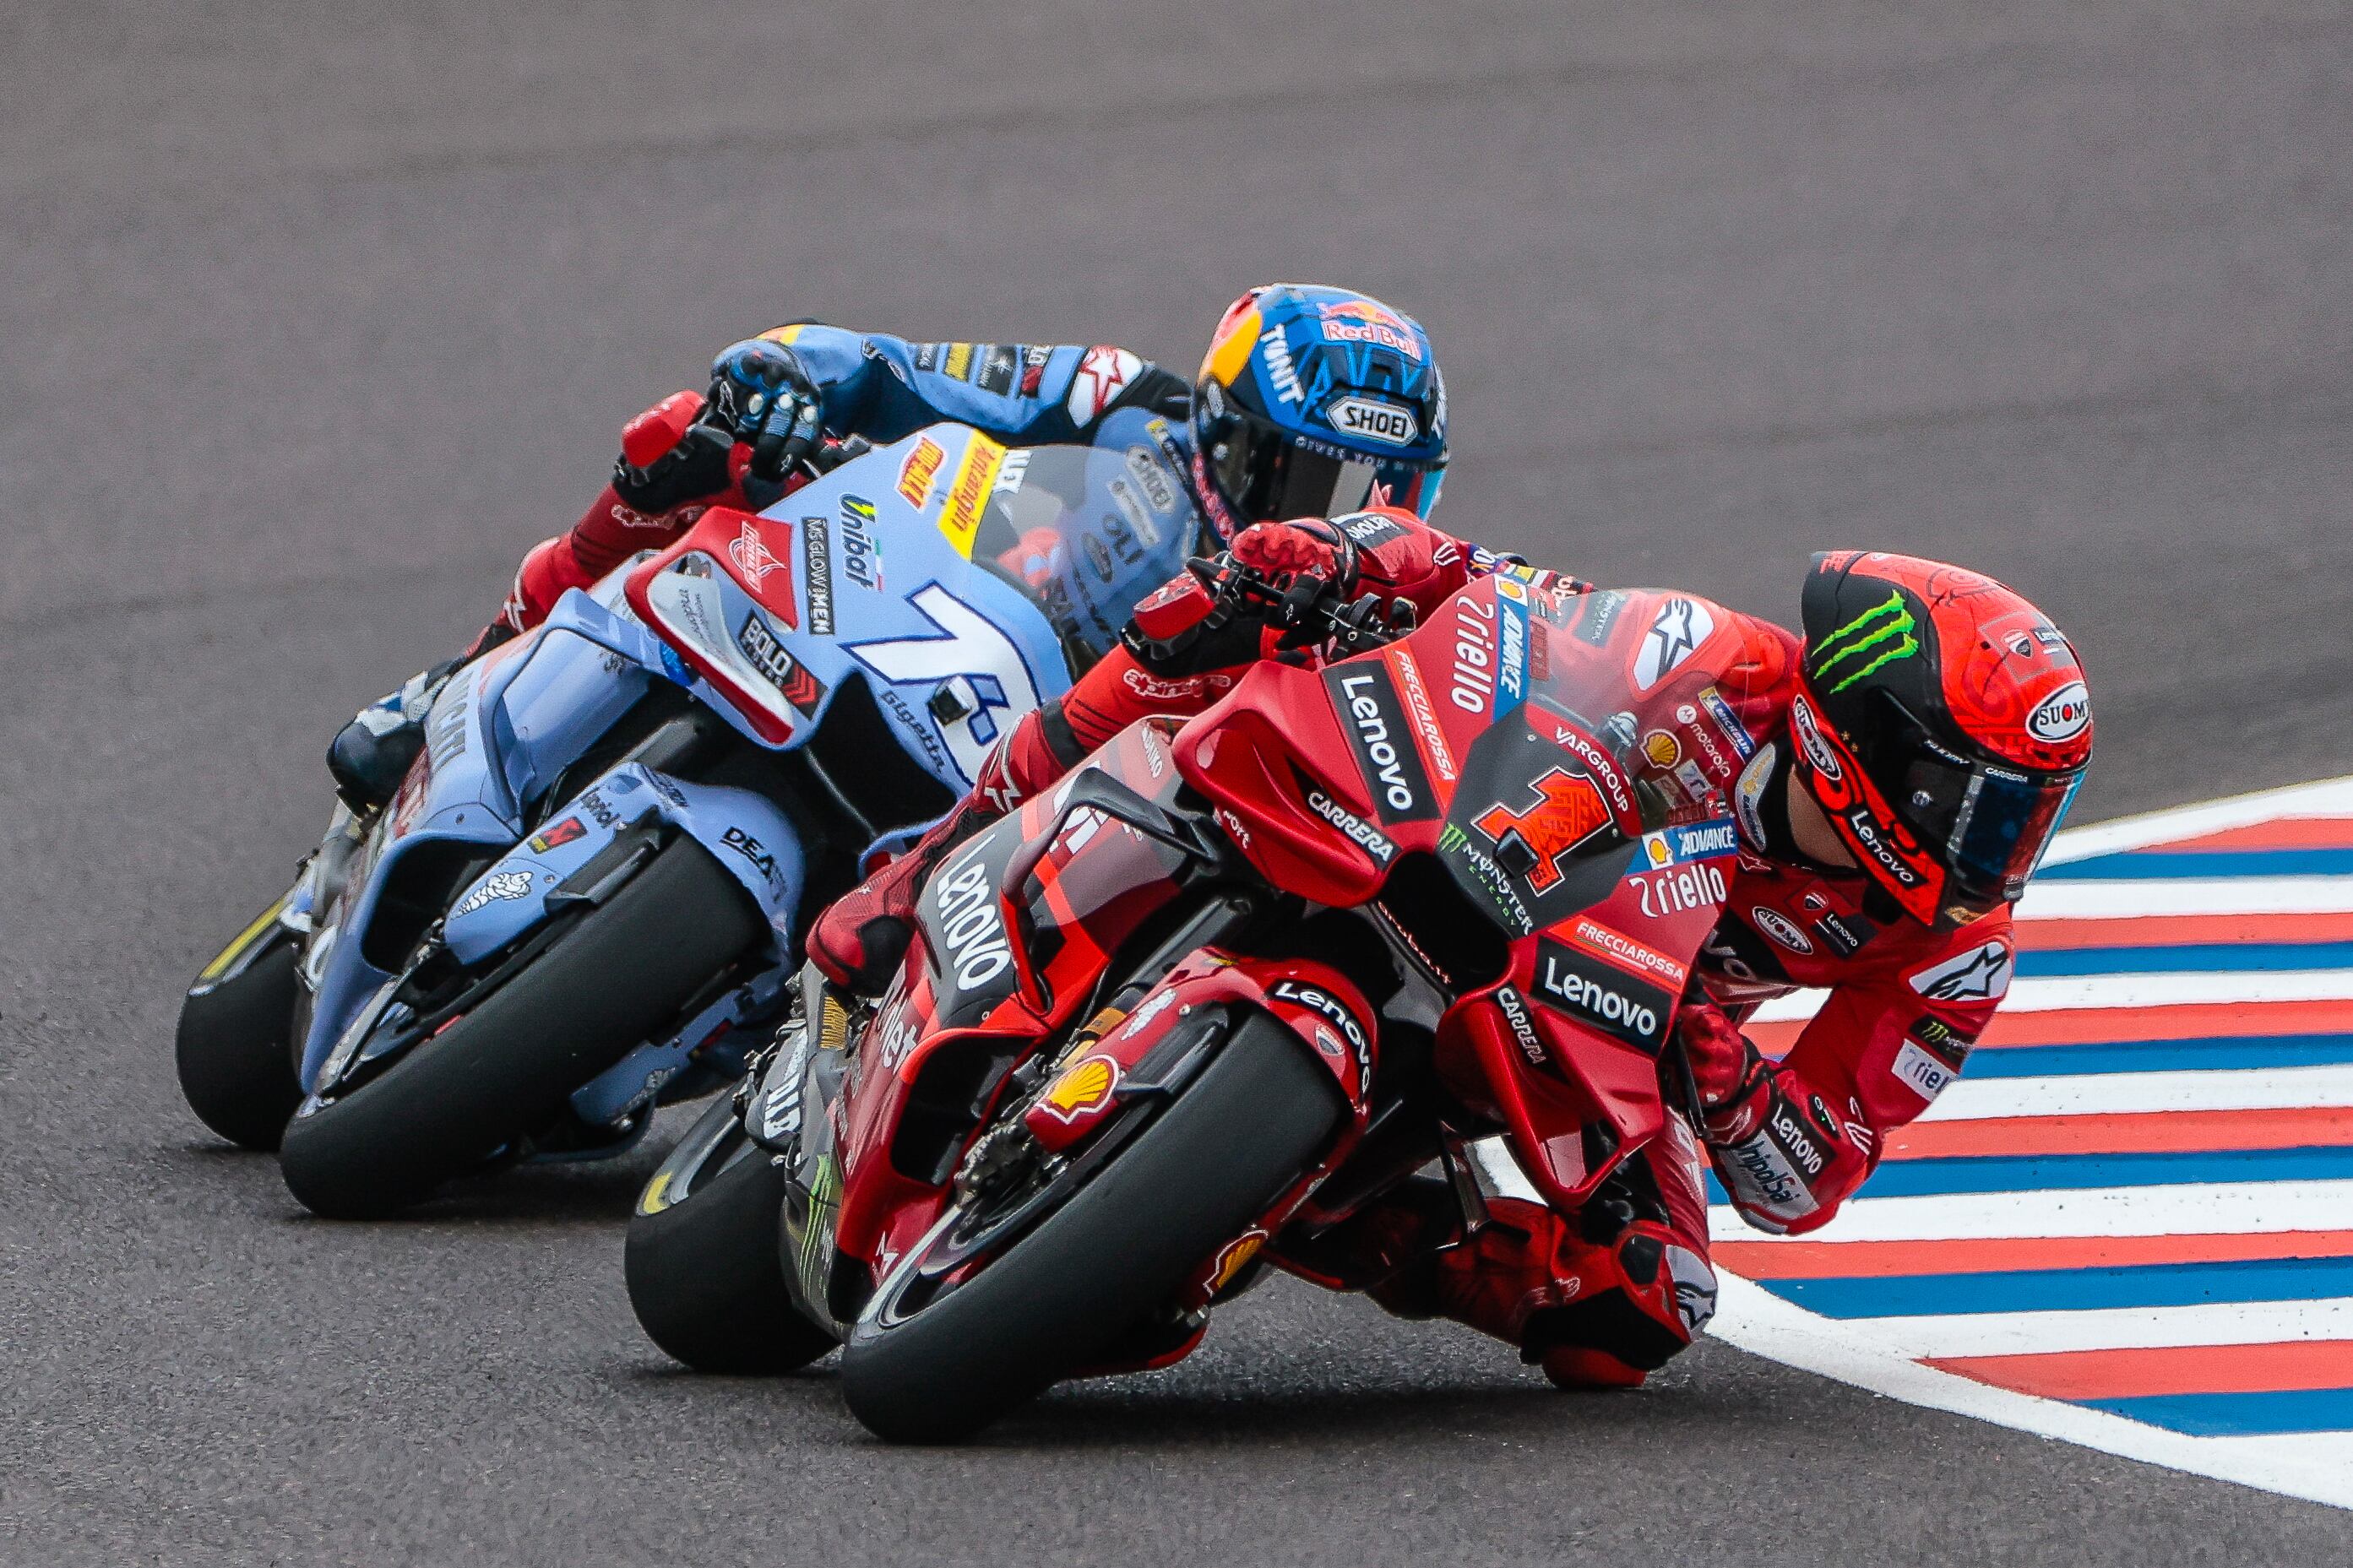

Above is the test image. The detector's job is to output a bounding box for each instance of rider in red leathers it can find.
[808,540,2095,1391]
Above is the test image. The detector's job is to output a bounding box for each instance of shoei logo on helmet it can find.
[2027,680,2092,743]
[1811,590,1919,694]
[1790,696,1843,782]
[1326,395,1419,447]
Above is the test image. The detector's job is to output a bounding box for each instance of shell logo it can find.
[1208,1232,1266,1293]
[1038,1055,1119,1124]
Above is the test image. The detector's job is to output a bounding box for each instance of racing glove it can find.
[1680,998,1872,1235]
[611,339,822,515]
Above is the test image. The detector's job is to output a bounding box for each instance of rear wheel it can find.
[626,1095,836,1374]
[840,1009,1342,1442]
[279,839,763,1218]
[176,901,303,1151]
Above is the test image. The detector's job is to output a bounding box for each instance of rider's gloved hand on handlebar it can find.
[1231,519,1353,591]
[1676,998,1763,1135]
[611,339,823,516]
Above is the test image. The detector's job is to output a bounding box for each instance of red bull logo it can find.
[1317,299,1422,361]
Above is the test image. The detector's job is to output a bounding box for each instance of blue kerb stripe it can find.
[1864,1147,2353,1197]
[2084,1388,2353,1437]
[1962,1034,2353,1078]
[2039,849,2353,880]
[2017,942,2353,977]
[1708,1146,2353,1209]
[1756,1256,2353,1319]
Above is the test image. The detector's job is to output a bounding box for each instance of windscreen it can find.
[965,442,1197,665]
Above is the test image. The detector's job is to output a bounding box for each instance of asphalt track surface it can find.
[4,3,2351,1563]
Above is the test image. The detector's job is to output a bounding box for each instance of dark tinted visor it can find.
[1858,696,2079,904]
[1203,406,1437,524]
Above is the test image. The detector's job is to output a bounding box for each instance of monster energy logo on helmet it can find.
[1810,591,1919,694]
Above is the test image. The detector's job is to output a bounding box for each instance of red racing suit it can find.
[817,556,2018,1387]
[1349,586,2018,1387]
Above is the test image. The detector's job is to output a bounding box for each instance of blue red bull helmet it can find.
[1192,284,1448,540]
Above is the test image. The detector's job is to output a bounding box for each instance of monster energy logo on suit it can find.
[1811,591,1918,693]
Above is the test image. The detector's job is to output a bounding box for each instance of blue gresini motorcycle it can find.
[175,418,1194,1217]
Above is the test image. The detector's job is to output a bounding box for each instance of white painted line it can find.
[1709,1277,2353,1511]
[1920,1064,2353,1120]
[2040,776,2353,865]
[2016,877,2353,921]
[1750,968,2353,1025]
[1710,1180,2353,1243]
[1804,1298,2353,1360]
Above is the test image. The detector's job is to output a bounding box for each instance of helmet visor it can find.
[1863,700,2089,907]
[1203,406,1439,524]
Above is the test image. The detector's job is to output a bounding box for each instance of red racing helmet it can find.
[1789,551,2093,928]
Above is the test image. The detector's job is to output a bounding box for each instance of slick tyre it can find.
[625,1099,835,1375]
[176,917,302,1152]
[840,1010,1342,1443]
[280,840,762,1218]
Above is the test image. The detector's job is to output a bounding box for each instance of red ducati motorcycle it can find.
[629,562,1738,1440]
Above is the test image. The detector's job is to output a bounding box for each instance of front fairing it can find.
[1169,573,1740,1207]
[624,423,1100,795]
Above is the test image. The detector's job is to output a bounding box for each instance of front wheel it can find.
[279,838,763,1218]
[176,898,303,1151]
[625,1094,836,1374]
[840,1009,1343,1442]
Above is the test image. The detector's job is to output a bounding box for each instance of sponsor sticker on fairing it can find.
[800,516,834,636]
[1532,937,1674,1053]
[1493,984,1548,1066]
[452,870,535,918]
[1733,743,1776,851]
[1305,788,1397,864]
[1568,916,1689,987]
[1385,647,1459,783]
[1697,685,1755,760]
[898,437,946,509]
[1635,817,1740,870]
[1323,663,1434,824]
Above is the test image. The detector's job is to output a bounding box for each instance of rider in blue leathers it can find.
[329,285,1455,806]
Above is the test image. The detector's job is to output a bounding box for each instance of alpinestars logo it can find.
[1907,940,2014,1003]
[1811,591,1919,694]
[1634,598,1715,690]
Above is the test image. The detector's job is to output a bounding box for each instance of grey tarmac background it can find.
[3,3,2350,1563]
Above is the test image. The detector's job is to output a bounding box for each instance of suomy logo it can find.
[1810,590,1919,694]
[2027,680,2091,744]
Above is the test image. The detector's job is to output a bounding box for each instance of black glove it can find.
[611,339,823,513]
[705,338,823,484]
